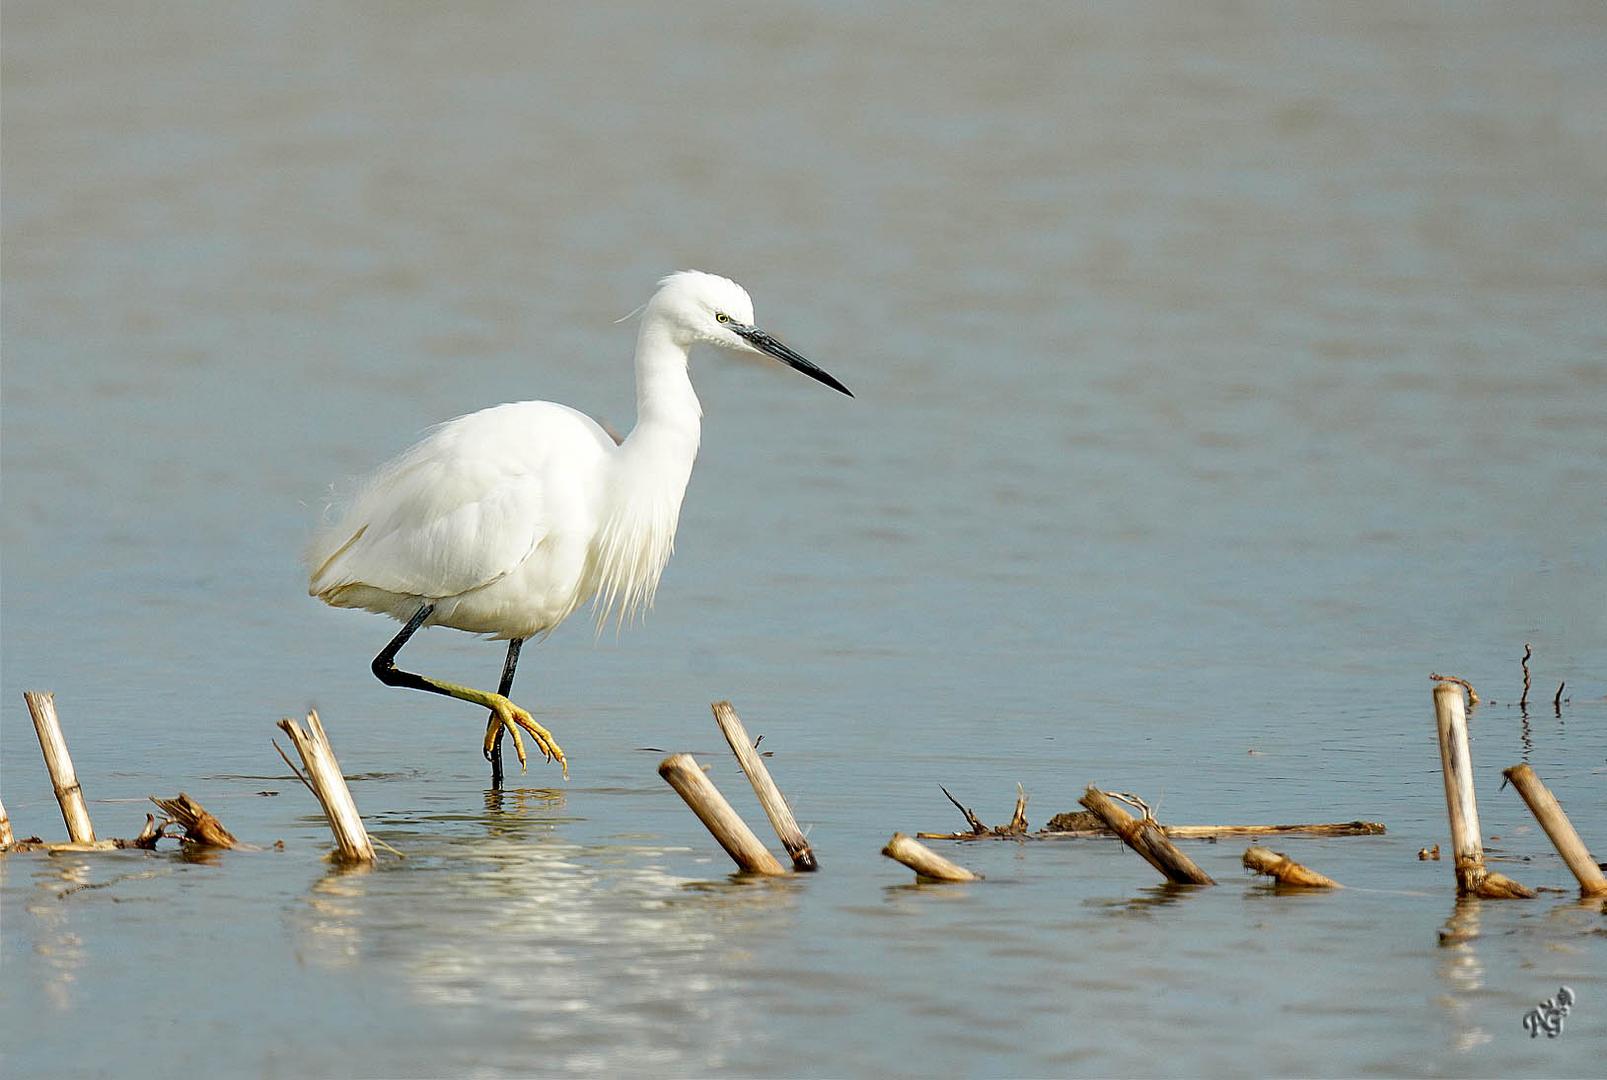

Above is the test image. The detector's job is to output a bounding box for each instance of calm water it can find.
[3,3,1605,1076]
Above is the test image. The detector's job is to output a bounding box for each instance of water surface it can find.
[4,3,1605,1076]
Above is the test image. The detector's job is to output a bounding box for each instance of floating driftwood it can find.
[1432,682,1532,899]
[659,753,786,876]
[1501,764,1607,899]
[1243,846,1341,888]
[1080,787,1215,885]
[882,833,982,882]
[711,701,817,871]
[275,710,375,864]
[24,690,96,843]
[150,793,237,849]
[919,787,1384,842]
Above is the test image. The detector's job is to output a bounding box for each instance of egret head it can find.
[647,270,852,396]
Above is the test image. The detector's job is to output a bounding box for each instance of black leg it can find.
[369,605,564,776]
[372,603,436,689]
[488,638,523,790]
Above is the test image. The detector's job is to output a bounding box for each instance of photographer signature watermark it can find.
[1521,986,1575,1039]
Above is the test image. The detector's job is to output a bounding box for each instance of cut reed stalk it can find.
[1242,846,1342,888]
[275,710,375,863]
[23,690,96,843]
[658,753,786,876]
[882,833,981,882]
[0,796,15,849]
[1433,682,1532,898]
[1501,763,1607,899]
[711,701,817,871]
[1079,786,1215,885]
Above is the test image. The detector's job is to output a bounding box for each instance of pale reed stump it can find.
[1242,846,1341,888]
[658,753,786,876]
[1433,682,1532,899]
[277,710,375,863]
[0,796,14,849]
[882,833,982,882]
[711,701,817,870]
[23,690,96,843]
[1501,764,1607,899]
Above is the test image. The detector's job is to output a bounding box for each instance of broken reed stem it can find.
[23,690,96,843]
[149,793,237,849]
[1163,821,1384,838]
[1429,673,1478,706]
[0,796,14,849]
[275,710,375,863]
[1242,846,1341,888]
[1501,764,1607,899]
[1079,786,1215,885]
[710,701,817,871]
[882,833,982,882]
[1553,681,1565,711]
[1433,682,1532,899]
[658,753,786,876]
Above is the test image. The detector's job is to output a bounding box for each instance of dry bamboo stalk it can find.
[882,833,982,882]
[1242,846,1342,888]
[1162,821,1385,839]
[658,754,786,876]
[1079,787,1215,885]
[23,690,96,843]
[1501,764,1607,898]
[710,701,817,871]
[1433,682,1532,899]
[276,710,375,863]
[926,818,1387,841]
[150,793,237,849]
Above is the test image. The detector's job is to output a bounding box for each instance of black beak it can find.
[732,323,853,397]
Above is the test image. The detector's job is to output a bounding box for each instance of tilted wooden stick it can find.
[1242,846,1341,888]
[658,753,785,876]
[1433,682,1531,898]
[882,833,981,882]
[1079,786,1214,885]
[1501,764,1607,899]
[276,710,375,863]
[24,690,96,843]
[711,701,817,871]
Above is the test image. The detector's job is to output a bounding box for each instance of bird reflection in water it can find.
[292,827,801,1073]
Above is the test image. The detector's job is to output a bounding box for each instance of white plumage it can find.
[304,270,851,777]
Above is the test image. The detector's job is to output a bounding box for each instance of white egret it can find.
[306,270,851,781]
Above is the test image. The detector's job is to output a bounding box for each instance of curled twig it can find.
[1519,643,1532,709]
[1429,673,1479,706]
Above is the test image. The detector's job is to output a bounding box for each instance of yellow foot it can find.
[479,695,567,778]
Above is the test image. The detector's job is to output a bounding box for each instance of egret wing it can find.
[310,454,547,601]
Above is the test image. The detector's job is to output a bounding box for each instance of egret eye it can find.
[715,312,730,324]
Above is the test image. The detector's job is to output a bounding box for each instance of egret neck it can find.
[592,312,703,629]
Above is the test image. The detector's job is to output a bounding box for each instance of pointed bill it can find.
[731,323,853,397]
